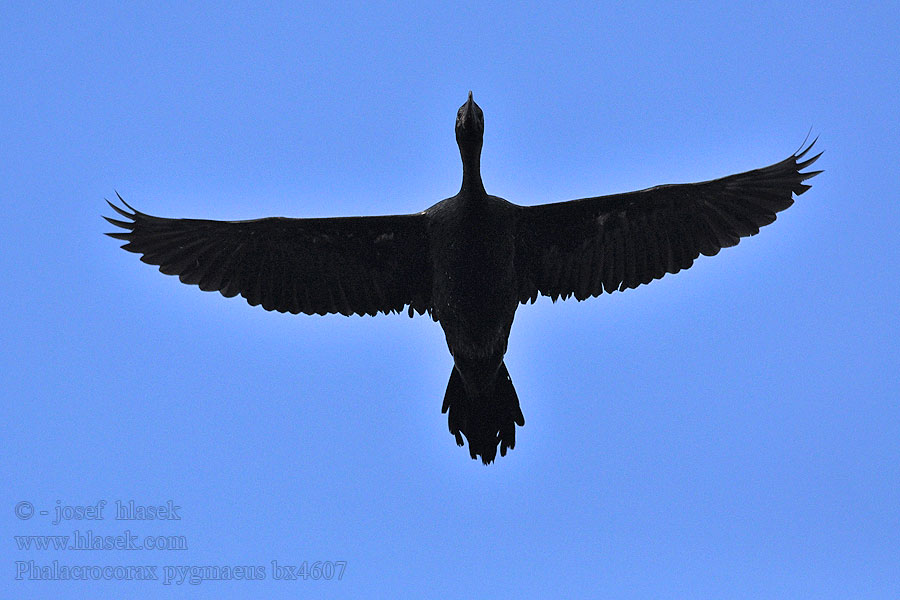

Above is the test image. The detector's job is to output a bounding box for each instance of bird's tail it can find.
[442,362,525,464]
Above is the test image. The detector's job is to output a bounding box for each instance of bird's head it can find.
[455,91,484,152]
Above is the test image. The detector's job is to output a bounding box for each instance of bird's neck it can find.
[459,148,486,196]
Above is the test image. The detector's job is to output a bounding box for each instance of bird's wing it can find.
[105,195,431,317]
[515,140,822,303]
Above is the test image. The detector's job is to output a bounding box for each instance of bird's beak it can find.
[460,91,476,126]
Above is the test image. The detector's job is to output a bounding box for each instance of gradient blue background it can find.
[3,2,898,598]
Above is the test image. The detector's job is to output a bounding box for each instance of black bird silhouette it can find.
[105,92,822,464]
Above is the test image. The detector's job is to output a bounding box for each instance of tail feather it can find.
[442,362,524,464]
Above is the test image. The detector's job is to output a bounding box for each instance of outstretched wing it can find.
[515,140,822,303]
[105,195,431,317]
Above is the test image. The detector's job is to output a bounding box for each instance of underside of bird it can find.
[104,92,821,465]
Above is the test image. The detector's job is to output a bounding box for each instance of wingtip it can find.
[793,133,823,181]
[105,198,136,220]
[795,132,819,159]
[102,215,135,229]
[114,190,140,214]
[797,149,824,172]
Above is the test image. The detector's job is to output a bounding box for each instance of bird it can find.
[105,91,822,464]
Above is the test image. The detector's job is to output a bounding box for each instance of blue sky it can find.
[2,2,898,598]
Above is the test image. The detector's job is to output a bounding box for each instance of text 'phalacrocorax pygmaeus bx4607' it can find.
[105,92,822,464]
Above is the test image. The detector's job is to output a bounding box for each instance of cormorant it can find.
[105,91,822,464]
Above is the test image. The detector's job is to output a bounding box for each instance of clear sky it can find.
[2,2,898,598]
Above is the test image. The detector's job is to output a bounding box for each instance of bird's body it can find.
[426,191,525,460]
[106,92,821,464]
[429,192,518,363]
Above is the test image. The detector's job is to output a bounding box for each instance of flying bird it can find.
[105,92,821,464]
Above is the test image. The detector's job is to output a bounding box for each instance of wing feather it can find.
[516,140,822,302]
[105,194,431,317]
